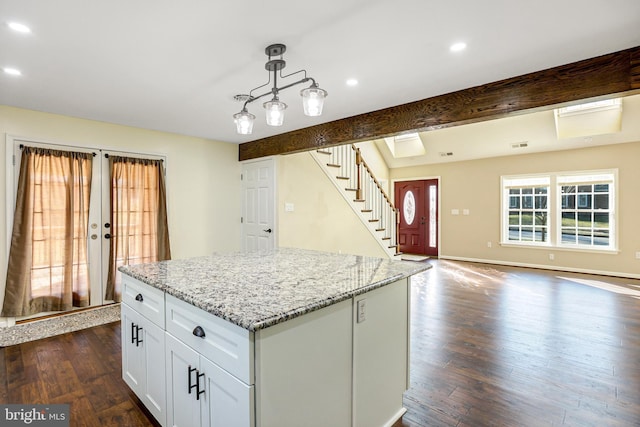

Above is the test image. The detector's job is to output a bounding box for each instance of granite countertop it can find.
[119,248,431,332]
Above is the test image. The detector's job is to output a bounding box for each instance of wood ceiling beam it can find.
[239,46,640,161]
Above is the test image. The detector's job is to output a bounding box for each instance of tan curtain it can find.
[105,156,171,301]
[2,147,93,317]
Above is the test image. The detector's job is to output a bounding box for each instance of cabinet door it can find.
[121,304,144,396]
[122,304,166,426]
[200,356,254,427]
[141,317,166,425]
[166,333,202,427]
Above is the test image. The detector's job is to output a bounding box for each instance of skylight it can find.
[384,133,426,158]
[556,98,621,117]
[554,98,622,139]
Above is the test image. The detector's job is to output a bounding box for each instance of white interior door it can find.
[241,158,276,252]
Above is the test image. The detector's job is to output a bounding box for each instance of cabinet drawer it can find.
[166,294,254,385]
[122,275,165,328]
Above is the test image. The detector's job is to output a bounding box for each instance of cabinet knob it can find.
[192,326,206,338]
[135,293,143,302]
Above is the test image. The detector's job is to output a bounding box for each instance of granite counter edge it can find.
[120,263,431,332]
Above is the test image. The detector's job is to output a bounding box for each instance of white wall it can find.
[0,106,241,309]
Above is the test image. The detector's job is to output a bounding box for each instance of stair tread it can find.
[376,228,385,232]
[317,150,332,155]
[327,163,341,168]
[361,209,373,213]
[368,219,379,223]
[336,176,350,180]
[353,199,365,202]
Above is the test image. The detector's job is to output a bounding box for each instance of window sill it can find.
[499,242,619,255]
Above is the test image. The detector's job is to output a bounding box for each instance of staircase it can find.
[310,144,401,258]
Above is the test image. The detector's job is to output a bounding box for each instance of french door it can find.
[394,179,439,257]
[5,136,165,317]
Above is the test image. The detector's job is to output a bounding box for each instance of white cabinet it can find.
[165,294,254,427]
[165,324,255,427]
[165,295,253,384]
[165,333,203,427]
[122,271,411,427]
[121,303,166,425]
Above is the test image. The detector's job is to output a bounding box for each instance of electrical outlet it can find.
[487,241,492,248]
[549,253,555,261]
[635,251,640,260]
[357,299,366,323]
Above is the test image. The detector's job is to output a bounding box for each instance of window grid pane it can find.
[507,186,549,243]
[560,183,611,248]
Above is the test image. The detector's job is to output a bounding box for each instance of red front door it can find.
[395,179,438,256]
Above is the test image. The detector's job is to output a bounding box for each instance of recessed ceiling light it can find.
[3,67,22,76]
[346,78,358,87]
[8,22,31,34]
[450,42,467,52]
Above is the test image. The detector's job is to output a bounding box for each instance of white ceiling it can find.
[1,0,640,146]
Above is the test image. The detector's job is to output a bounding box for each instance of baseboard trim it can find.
[438,255,640,280]
[383,407,407,427]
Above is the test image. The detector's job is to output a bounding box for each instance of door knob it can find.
[263,228,272,233]
[135,293,143,302]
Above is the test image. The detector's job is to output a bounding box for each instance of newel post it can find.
[354,146,363,201]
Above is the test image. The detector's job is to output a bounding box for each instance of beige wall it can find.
[277,151,387,258]
[354,141,389,195]
[391,140,640,277]
[0,106,241,307]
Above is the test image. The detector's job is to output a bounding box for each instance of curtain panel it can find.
[2,147,93,317]
[105,156,171,301]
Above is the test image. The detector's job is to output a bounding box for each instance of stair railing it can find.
[319,144,400,255]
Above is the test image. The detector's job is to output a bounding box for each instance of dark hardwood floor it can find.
[1,260,639,426]
[394,260,640,427]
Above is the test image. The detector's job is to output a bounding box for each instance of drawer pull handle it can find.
[192,326,206,338]
[188,366,198,394]
[135,293,144,302]
[131,322,137,344]
[196,371,205,400]
[135,325,143,347]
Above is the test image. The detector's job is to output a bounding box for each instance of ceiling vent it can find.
[510,141,529,149]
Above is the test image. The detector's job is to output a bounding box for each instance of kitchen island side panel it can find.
[254,298,353,427]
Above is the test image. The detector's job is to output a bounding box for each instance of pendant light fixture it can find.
[233,43,328,135]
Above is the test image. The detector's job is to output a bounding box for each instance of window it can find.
[501,171,616,251]
[503,176,550,244]
[558,173,614,248]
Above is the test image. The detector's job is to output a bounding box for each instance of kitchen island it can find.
[119,248,431,427]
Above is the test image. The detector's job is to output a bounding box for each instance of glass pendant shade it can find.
[263,98,287,126]
[301,85,328,116]
[233,109,256,134]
